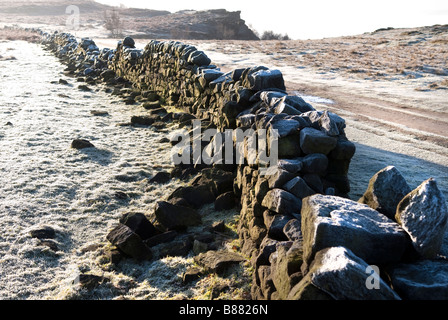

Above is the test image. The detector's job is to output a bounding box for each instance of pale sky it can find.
[95,0,448,39]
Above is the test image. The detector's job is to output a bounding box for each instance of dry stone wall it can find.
[38,30,448,300]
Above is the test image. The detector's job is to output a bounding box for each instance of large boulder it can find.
[359,166,412,220]
[301,195,408,269]
[388,260,448,300]
[288,247,401,300]
[395,178,448,259]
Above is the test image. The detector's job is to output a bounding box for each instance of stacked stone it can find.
[37,32,448,300]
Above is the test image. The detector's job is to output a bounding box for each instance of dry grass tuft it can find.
[0,28,41,43]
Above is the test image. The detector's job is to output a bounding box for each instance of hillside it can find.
[0,0,259,40]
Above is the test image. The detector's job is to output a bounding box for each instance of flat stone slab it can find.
[301,194,408,268]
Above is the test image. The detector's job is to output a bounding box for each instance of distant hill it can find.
[0,0,259,40]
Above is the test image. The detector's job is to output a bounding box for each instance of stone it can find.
[149,171,171,184]
[388,260,448,300]
[299,127,338,155]
[131,115,158,126]
[359,166,412,220]
[395,178,448,259]
[144,230,178,247]
[154,201,201,231]
[123,36,135,48]
[214,191,236,211]
[265,213,293,241]
[288,247,401,300]
[168,184,216,209]
[194,250,245,274]
[188,51,211,66]
[30,226,56,239]
[301,194,408,269]
[301,153,328,175]
[283,218,302,242]
[76,274,109,290]
[328,138,356,160]
[270,242,303,299]
[277,158,303,174]
[266,168,295,189]
[268,118,302,138]
[182,267,204,284]
[317,110,346,136]
[283,176,316,200]
[71,139,95,149]
[157,235,193,258]
[283,96,315,113]
[275,133,302,159]
[119,212,157,241]
[246,68,286,91]
[262,189,302,215]
[106,224,153,261]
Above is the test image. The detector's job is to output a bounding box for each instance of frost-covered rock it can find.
[288,247,401,300]
[359,166,412,220]
[388,260,448,300]
[283,176,316,199]
[301,195,408,269]
[106,224,153,261]
[299,127,338,155]
[262,188,302,215]
[154,201,201,231]
[395,178,448,259]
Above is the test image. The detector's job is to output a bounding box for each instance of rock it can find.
[395,178,448,259]
[59,78,68,85]
[262,189,302,215]
[266,168,295,189]
[188,50,211,66]
[283,218,302,242]
[328,138,356,160]
[182,267,204,284]
[30,226,56,239]
[211,220,226,233]
[123,36,135,48]
[90,110,109,116]
[301,153,328,175]
[76,274,109,290]
[359,166,412,220]
[317,110,346,136]
[299,127,338,155]
[157,235,193,258]
[197,168,235,196]
[265,214,293,241]
[149,171,171,184]
[78,84,91,91]
[38,239,59,252]
[168,184,216,209]
[106,224,153,261]
[194,250,245,274]
[275,133,303,159]
[268,118,302,138]
[388,260,448,300]
[119,212,158,240]
[288,247,401,300]
[131,115,158,126]
[154,201,201,231]
[277,158,303,174]
[144,230,178,247]
[246,68,286,91]
[301,195,408,269]
[71,139,95,149]
[270,242,303,299]
[283,176,316,200]
[214,191,236,211]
